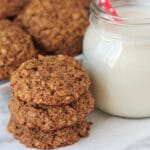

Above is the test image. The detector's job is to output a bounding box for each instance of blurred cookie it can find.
[11,55,90,105]
[9,91,94,131]
[8,118,90,149]
[0,19,37,80]
[0,0,28,19]
[16,0,90,56]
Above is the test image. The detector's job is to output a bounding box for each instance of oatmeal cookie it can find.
[16,0,90,56]
[72,91,94,121]
[9,99,78,131]
[9,91,94,131]
[0,0,28,19]
[0,19,37,80]
[8,118,90,149]
[11,55,90,105]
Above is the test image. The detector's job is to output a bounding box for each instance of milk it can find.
[83,5,150,118]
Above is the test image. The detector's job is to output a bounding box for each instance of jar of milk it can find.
[83,0,150,118]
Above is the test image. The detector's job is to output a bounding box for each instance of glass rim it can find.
[91,0,150,26]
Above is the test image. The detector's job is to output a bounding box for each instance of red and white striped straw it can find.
[98,0,119,17]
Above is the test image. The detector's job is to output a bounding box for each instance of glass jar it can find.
[83,0,150,118]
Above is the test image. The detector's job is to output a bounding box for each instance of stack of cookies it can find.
[8,55,94,149]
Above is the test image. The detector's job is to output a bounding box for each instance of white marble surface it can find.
[1,89,150,150]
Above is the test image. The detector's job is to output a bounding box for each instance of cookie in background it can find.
[15,0,90,56]
[0,19,38,81]
[0,0,29,19]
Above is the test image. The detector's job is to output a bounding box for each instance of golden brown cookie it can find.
[72,91,94,121]
[9,91,94,131]
[0,0,28,19]
[9,99,77,131]
[11,55,90,105]
[16,0,90,56]
[8,118,90,149]
[0,19,37,80]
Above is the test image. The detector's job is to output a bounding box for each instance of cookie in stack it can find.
[8,55,94,149]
